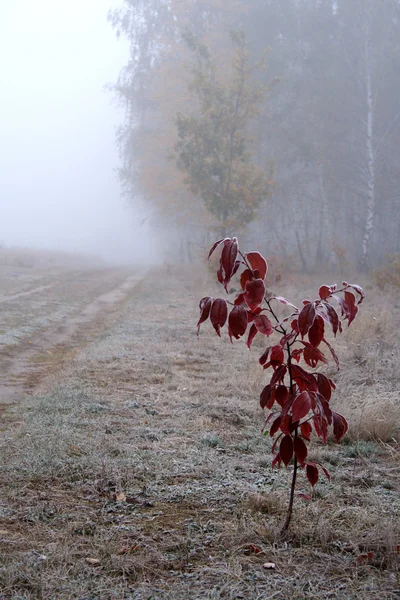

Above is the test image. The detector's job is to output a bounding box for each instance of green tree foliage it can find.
[174,31,272,235]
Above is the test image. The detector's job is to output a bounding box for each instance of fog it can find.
[0,1,159,265]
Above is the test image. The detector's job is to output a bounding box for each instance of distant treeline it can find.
[109,0,400,272]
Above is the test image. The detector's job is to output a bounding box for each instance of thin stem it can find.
[281,339,297,536]
[281,449,298,535]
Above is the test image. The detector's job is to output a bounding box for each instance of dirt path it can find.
[0,267,144,416]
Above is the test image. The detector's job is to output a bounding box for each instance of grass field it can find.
[0,255,398,599]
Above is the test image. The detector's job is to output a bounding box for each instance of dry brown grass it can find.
[0,264,398,599]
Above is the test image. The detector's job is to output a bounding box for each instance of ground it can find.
[0,249,398,599]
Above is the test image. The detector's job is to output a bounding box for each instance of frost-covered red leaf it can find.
[318,285,331,300]
[321,301,339,336]
[208,238,226,259]
[221,238,238,291]
[303,346,328,368]
[247,323,258,348]
[332,411,348,441]
[298,302,316,337]
[300,421,312,441]
[274,296,299,310]
[197,297,212,333]
[270,345,284,366]
[280,435,294,466]
[246,251,268,280]
[244,278,265,311]
[323,337,340,370]
[260,384,274,409]
[240,268,253,290]
[294,437,308,465]
[270,415,282,437]
[344,290,358,326]
[308,315,324,347]
[306,463,319,487]
[292,391,312,422]
[210,298,228,336]
[316,373,332,401]
[254,314,273,336]
[234,292,245,306]
[275,385,288,407]
[228,305,248,340]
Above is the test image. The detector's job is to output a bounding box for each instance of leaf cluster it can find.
[198,238,364,494]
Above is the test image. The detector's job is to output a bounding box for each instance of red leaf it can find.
[319,463,331,481]
[208,238,226,259]
[221,239,238,291]
[291,348,303,362]
[322,338,340,370]
[348,283,365,304]
[298,493,312,501]
[344,291,358,326]
[270,364,287,385]
[275,385,288,407]
[247,544,262,554]
[294,436,308,465]
[197,297,212,333]
[254,314,273,336]
[313,415,328,443]
[316,373,332,401]
[260,384,274,409]
[210,298,228,337]
[246,323,258,349]
[259,346,272,365]
[270,345,284,366]
[291,365,317,391]
[270,416,282,437]
[356,552,374,564]
[303,346,328,368]
[292,391,312,422]
[306,463,319,486]
[274,296,299,310]
[234,293,245,306]
[228,305,248,339]
[300,421,312,441]
[244,279,266,311]
[246,251,268,280]
[321,302,339,336]
[279,435,294,466]
[240,268,253,291]
[298,302,316,337]
[308,315,324,347]
[332,412,348,441]
[271,452,281,469]
[319,285,331,300]
[280,414,292,434]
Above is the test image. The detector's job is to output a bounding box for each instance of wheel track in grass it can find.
[0,267,146,422]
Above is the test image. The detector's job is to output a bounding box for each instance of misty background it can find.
[2,0,399,272]
[0,1,158,264]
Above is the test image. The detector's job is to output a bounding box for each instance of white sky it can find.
[0,1,157,263]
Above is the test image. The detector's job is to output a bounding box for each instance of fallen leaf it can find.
[356,552,374,564]
[116,492,126,502]
[244,544,262,555]
[263,562,276,570]
[85,558,101,566]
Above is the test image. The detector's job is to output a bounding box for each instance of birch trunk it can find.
[359,16,376,272]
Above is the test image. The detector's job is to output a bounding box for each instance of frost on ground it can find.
[0,262,398,599]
